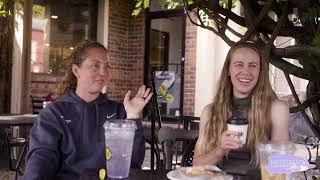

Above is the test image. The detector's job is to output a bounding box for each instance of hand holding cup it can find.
[227,117,248,145]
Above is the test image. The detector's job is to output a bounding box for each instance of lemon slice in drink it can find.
[105,147,112,160]
[99,168,106,180]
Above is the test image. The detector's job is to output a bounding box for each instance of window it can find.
[31,0,98,74]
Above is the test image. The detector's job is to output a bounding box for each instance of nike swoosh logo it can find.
[65,120,72,123]
[106,113,116,119]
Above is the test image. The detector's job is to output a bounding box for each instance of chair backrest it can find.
[31,96,46,114]
[158,127,199,169]
[181,138,198,167]
[158,127,175,170]
[0,127,12,170]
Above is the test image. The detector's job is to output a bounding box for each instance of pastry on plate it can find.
[186,167,225,176]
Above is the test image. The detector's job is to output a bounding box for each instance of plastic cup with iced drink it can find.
[227,116,248,144]
[103,119,136,179]
[257,141,296,180]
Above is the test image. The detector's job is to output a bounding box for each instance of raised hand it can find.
[123,85,153,119]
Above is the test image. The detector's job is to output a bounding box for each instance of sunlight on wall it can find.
[194,27,229,116]
[194,2,242,116]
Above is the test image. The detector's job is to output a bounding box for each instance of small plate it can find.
[167,165,233,180]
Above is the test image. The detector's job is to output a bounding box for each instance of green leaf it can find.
[135,0,143,8]
[301,7,320,24]
[219,0,237,9]
[143,0,150,8]
[187,0,193,5]
[167,1,179,9]
[159,0,166,9]
[0,10,7,15]
[132,8,142,16]
[299,53,320,72]
[277,0,287,3]
[313,33,320,47]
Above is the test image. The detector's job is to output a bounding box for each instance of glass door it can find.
[145,11,185,116]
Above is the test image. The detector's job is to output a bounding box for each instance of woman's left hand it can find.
[123,85,153,119]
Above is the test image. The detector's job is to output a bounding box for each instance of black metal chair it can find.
[0,127,28,180]
[181,137,197,167]
[158,126,199,169]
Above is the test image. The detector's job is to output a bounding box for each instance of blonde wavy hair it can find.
[203,42,276,163]
[56,40,108,98]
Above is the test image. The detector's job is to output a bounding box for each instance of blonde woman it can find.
[193,42,289,167]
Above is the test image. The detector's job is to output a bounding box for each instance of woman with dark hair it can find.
[193,42,289,167]
[23,40,152,180]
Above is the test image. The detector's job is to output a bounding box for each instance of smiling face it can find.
[72,48,109,99]
[229,47,261,98]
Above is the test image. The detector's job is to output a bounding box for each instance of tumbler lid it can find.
[103,119,137,130]
[227,116,248,125]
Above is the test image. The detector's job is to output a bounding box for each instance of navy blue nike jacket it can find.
[23,91,145,180]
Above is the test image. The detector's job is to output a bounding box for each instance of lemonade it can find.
[258,141,296,180]
[104,120,136,179]
[260,164,286,180]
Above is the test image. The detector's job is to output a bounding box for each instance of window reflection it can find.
[31,0,97,74]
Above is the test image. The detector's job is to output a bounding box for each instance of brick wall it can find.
[107,1,196,115]
[107,0,145,101]
[127,13,145,92]
[183,16,197,116]
[29,73,64,112]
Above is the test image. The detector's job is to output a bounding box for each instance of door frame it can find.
[144,9,186,115]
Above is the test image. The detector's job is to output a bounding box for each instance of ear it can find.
[72,64,80,78]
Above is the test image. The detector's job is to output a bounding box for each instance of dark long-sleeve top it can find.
[23,91,145,180]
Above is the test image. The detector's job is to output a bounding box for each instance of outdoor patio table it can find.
[144,127,199,141]
[0,114,36,175]
[173,129,198,141]
[161,115,200,130]
[79,167,261,180]
[79,168,170,180]
[0,114,37,127]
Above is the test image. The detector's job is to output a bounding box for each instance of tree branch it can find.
[289,95,320,137]
[184,0,311,40]
[284,72,302,106]
[239,0,260,41]
[272,46,320,58]
[242,0,274,40]
[185,0,206,11]
[204,3,247,27]
[201,8,244,38]
[194,8,234,46]
[183,3,235,46]
[290,95,320,113]
[265,5,289,60]
[269,55,320,80]
[218,0,232,34]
